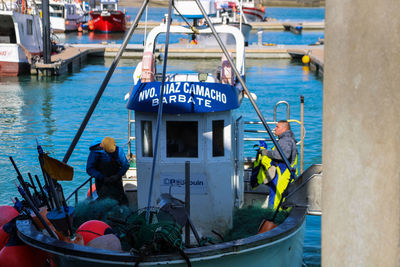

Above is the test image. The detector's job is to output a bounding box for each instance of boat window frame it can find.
[212,119,225,157]
[141,120,153,158]
[206,112,231,161]
[165,120,199,159]
[26,19,33,35]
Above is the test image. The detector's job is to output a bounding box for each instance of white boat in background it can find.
[36,0,84,32]
[0,5,42,76]
[216,0,265,22]
[174,0,251,46]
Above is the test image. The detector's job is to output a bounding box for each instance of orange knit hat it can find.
[101,137,116,153]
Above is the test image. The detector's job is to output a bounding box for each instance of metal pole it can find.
[193,0,294,175]
[185,161,190,246]
[300,96,304,173]
[62,0,150,163]
[41,0,51,64]
[145,0,173,223]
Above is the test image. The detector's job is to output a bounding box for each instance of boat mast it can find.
[145,0,173,224]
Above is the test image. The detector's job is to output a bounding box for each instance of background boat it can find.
[0,4,43,76]
[36,0,85,32]
[89,0,126,32]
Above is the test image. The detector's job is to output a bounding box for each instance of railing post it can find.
[185,161,191,246]
[300,96,304,173]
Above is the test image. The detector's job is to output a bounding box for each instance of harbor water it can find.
[0,6,323,267]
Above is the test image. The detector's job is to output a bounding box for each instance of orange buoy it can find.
[87,183,97,198]
[76,220,113,245]
[0,245,48,267]
[88,20,94,31]
[78,25,83,32]
[258,219,277,234]
[0,206,19,226]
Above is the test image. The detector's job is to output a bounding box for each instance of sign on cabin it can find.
[127,81,240,113]
[160,173,207,195]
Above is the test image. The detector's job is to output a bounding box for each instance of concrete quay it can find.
[134,20,325,31]
[31,43,324,76]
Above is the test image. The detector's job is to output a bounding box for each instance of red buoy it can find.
[0,245,48,267]
[76,220,112,245]
[0,206,19,226]
[0,227,9,250]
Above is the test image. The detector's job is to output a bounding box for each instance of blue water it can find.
[0,6,323,266]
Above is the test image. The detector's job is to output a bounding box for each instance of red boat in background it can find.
[89,0,126,32]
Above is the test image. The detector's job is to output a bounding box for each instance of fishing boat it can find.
[12,1,322,266]
[88,0,126,32]
[0,3,42,76]
[215,0,265,22]
[35,0,84,32]
[174,0,251,46]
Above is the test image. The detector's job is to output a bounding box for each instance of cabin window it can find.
[67,6,75,15]
[20,23,24,35]
[0,15,16,43]
[166,121,198,158]
[212,120,224,157]
[27,19,33,35]
[141,121,153,157]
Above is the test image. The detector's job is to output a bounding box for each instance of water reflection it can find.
[88,31,126,42]
[0,77,24,145]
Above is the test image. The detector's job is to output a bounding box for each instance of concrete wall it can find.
[323,1,400,266]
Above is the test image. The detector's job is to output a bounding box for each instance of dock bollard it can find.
[258,30,263,46]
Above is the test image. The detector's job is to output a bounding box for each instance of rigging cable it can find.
[145,0,173,224]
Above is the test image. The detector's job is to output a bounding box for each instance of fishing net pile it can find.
[73,199,289,251]
[224,204,289,241]
[73,199,183,252]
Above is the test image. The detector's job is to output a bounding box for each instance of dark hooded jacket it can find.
[86,138,129,181]
[266,130,298,164]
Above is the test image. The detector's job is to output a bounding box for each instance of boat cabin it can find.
[100,0,118,11]
[127,24,246,236]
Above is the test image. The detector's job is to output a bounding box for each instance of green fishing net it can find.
[223,204,289,242]
[72,199,289,251]
[73,199,183,251]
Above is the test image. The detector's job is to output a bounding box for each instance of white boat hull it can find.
[0,11,42,75]
[242,7,265,22]
[17,207,306,267]
[0,44,30,75]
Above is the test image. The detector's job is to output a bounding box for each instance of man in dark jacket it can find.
[86,137,130,205]
[266,120,298,209]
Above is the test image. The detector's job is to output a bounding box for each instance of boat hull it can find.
[17,207,306,267]
[0,44,33,76]
[242,7,265,22]
[0,61,30,76]
[89,11,126,32]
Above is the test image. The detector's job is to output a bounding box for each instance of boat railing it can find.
[65,176,94,205]
[127,110,135,159]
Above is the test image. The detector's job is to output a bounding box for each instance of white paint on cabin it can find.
[135,110,244,237]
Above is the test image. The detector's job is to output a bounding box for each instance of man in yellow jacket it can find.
[251,120,298,209]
